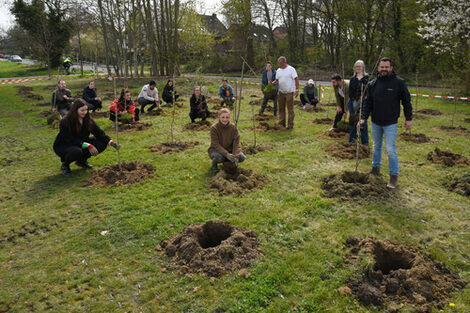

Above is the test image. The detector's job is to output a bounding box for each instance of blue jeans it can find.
[348,99,369,144]
[371,122,399,175]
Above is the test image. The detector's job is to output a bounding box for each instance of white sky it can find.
[0,0,221,34]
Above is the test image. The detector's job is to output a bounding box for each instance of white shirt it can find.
[275,65,298,93]
[338,86,344,98]
[138,84,159,101]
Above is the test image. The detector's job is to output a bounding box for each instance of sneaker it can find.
[76,160,93,169]
[303,105,306,110]
[387,174,398,189]
[61,163,72,176]
[368,166,380,176]
[329,127,335,131]
[111,122,116,128]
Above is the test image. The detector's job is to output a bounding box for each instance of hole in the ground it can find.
[198,221,233,249]
[342,172,370,184]
[373,245,413,274]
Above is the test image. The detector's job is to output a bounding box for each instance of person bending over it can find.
[109,89,140,127]
[82,80,102,112]
[218,79,234,107]
[189,86,211,123]
[53,99,120,176]
[300,79,319,109]
[137,80,160,113]
[51,80,73,117]
[208,108,245,174]
[162,79,179,105]
[330,74,349,130]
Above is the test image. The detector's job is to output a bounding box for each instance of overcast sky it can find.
[0,0,221,34]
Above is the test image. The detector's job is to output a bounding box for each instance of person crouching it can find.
[53,99,120,176]
[109,89,140,127]
[189,86,211,123]
[208,108,245,174]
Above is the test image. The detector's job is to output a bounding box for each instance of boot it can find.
[369,166,380,176]
[76,159,93,169]
[211,161,219,174]
[61,163,72,176]
[387,174,398,189]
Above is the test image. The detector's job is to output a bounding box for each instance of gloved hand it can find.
[109,140,121,150]
[225,153,236,163]
[82,142,98,156]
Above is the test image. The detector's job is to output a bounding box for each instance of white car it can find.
[9,55,22,63]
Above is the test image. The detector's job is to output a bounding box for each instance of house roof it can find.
[199,14,227,38]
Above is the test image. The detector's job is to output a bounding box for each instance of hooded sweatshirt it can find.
[208,121,241,158]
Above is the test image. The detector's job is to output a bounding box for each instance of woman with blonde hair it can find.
[208,108,245,174]
[348,60,369,145]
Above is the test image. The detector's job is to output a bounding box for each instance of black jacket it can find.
[190,94,208,113]
[83,86,98,104]
[162,85,174,102]
[349,74,369,101]
[362,72,412,126]
[53,119,110,150]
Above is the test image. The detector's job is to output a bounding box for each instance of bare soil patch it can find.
[318,129,349,140]
[434,125,469,135]
[242,143,274,155]
[15,85,33,94]
[149,141,199,154]
[446,174,470,197]
[343,237,466,312]
[398,133,434,144]
[249,99,263,106]
[0,218,59,245]
[416,108,442,115]
[253,122,285,133]
[84,161,155,187]
[207,168,268,195]
[184,120,212,131]
[427,148,470,167]
[33,101,51,107]
[321,171,390,200]
[146,108,166,116]
[464,118,470,123]
[160,220,260,277]
[253,114,277,121]
[207,98,221,104]
[304,106,326,113]
[119,122,151,133]
[311,117,333,124]
[324,142,370,159]
[322,102,337,107]
[161,102,187,109]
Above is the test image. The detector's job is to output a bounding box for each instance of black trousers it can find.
[138,97,157,112]
[300,94,318,107]
[333,102,345,128]
[87,99,102,111]
[189,109,210,122]
[54,137,108,165]
[163,94,179,104]
[109,109,140,122]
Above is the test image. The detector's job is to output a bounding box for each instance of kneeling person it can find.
[189,86,211,123]
[208,108,245,174]
[109,89,140,127]
[53,99,120,176]
[82,80,102,112]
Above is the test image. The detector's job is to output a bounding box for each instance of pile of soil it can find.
[311,117,333,124]
[242,144,273,155]
[33,101,51,107]
[146,108,165,116]
[416,108,442,115]
[321,171,390,200]
[343,237,466,312]
[208,168,268,195]
[253,114,277,121]
[464,118,470,123]
[398,133,434,144]
[91,111,108,119]
[15,85,33,94]
[160,220,261,277]
[37,111,52,118]
[436,125,469,135]
[119,122,151,132]
[149,141,199,154]
[427,148,470,167]
[161,102,186,109]
[304,106,326,113]
[446,174,470,197]
[84,161,155,187]
[324,142,370,159]
[318,129,349,140]
[207,98,221,104]
[184,120,212,131]
[254,122,285,132]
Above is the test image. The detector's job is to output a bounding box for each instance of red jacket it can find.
[109,99,136,116]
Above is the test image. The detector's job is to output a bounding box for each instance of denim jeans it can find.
[348,99,369,144]
[371,122,399,175]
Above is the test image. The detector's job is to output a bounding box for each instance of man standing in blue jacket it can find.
[259,61,278,116]
[358,57,412,189]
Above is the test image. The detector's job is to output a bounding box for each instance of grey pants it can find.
[210,151,246,164]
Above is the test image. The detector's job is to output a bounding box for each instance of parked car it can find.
[0,54,5,58]
[9,55,22,62]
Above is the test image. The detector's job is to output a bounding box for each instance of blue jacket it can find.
[219,85,233,98]
[261,70,278,91]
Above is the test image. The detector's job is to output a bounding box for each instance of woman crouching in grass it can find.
[53,99,120,176]
[208,108,245,174]
[109,89,139,128]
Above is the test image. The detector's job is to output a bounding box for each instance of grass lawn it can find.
[0,61,51,78]
[0,77,469,312]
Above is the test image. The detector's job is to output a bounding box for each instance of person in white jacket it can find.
[137,80,160,113]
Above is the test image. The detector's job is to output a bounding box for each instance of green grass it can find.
[0,77,469,312]
[0,61,51,78]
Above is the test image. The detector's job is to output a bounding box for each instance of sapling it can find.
[113,77,122,171]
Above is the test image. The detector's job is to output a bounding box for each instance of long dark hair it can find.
[63,99,94,134]
[118,89,131,107]
[165,79,173,89]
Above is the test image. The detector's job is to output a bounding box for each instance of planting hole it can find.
[198,221,233,249]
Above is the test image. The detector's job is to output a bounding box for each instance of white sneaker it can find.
[111,122,116,128]
[303,105,306,110]
[329,127,335,131]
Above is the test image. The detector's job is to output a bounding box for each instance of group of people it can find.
[52,56,412,188]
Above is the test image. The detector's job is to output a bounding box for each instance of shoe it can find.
[61,163,72,176]
[76,160,93,169]
[329,127,336,131]
[368,166,380,176]
[303,105,306,110]
[111,122,116,128]
[387,174,398,189]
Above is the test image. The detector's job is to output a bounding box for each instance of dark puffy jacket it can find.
[53,119,110,150]
[362,71,412,126]
[349,75,369,101]
[83,86,98,104]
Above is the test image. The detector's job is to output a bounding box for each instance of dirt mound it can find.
[413,113,430,120]
[321,171,390,200]
[91,111,108,119]
[37,110,52,118]
[22,93,44,102]
[435,125,469,135]
[33,101,51,107]
[318,129,349,140]
[324,142,370,159]
[304,106,325,113]
[207,98,221,104]
[208,168,268,195]
[446,174,470,197]
[343,237,466,312]
[253,114,277,121]
[161,102,186,109]
[254,122,285,132]
[149,141,199,154]
[322,102,337,106]
[119,122,151,132]
[312,118,333,124]
[84,161,155,187]
[427,148,470,167]
[146,108,165,116]
[416,108,442,115]
[184,120,212,131]
[464,118,470,123]
[398,133,434,144]
[160,220,260,277]
[15,85,33,94]
[242,144,273,155]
